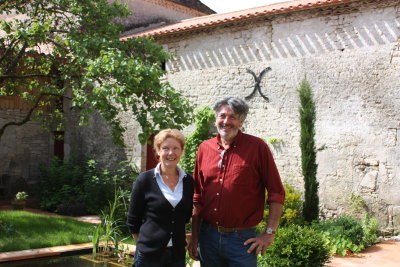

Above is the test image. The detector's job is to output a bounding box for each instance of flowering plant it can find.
[15,191,29,202]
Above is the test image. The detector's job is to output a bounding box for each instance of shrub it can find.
[361,214,379,247]
[257,182,303,234]
[38,158,138,215]
[180,106,215,173]
[15,191,29,202]
[38,157,86,212]
[258,225,331,267]
[312,215,365,255]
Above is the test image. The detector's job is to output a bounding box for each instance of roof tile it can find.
[121,0,357,39]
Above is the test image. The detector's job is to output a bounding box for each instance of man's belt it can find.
[205,221,255,233]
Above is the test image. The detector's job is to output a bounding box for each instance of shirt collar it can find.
[216,130,243,149]
[154,163,186,181]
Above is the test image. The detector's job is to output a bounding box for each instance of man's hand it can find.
[187,236,199,260]
[243,233,275,256]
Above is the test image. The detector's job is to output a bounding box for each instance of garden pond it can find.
[1,254,131,267]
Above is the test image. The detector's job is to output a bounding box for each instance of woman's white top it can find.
[154,163,185,246]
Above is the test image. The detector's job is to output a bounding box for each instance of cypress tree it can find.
[298,79,319,222]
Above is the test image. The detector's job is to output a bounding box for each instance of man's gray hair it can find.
[213,97,249,122]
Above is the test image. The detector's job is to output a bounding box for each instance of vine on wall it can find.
[180,106,215,173]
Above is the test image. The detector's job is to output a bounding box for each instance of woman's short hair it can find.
[213,97,249,122]
[153,129,185,152]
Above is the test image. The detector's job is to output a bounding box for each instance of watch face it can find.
[266,228,275,234]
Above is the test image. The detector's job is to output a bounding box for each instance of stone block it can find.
[360,171,378,191]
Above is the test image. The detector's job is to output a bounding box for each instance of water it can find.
[1,255,130,267]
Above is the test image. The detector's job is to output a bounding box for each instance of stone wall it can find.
[64,106,145,173]
[0,108,52,199]
[156,0,400,233]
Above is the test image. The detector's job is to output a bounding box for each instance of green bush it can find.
[361,214,379,247]
[180,106,215,173]
[39,158,137,215]
[312,215,365,255]
[38,157,86,212]
[258,225,331,267]
[257,182,303,234]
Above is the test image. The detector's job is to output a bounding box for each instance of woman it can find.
[127,129,194,267]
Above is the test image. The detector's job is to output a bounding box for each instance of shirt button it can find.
[170,232,173,234]
[216,222,219,225]
[172,221,175,223]
[219,179,222,182]
[214,208,217,211]
[216,193,220,196]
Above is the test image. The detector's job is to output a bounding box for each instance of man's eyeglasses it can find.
[218,150,225,168]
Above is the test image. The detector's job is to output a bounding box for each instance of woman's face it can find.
[157,137,183,168]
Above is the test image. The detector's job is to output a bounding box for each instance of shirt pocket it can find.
[231,164,254,185]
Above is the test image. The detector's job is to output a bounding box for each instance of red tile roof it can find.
[122,0,357,39]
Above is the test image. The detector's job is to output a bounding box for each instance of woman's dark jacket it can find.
[126,169,194,259]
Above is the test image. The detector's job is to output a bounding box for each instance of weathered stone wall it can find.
[157,0,400,233]
[64,107,145,173]
[0,108,52,199]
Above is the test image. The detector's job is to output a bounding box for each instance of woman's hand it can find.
[187,236,199,260]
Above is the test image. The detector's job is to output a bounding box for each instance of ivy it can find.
[180,106,215,173]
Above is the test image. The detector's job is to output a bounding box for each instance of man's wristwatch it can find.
[265,227,276,235]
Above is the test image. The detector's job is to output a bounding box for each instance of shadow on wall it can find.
[168,17,399,71]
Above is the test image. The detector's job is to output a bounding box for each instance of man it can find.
[188,97,285,267]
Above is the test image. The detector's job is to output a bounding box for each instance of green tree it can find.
[0,0,193,145]
[298,78,319,222]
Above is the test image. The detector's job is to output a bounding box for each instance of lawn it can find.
[0,210,95,252]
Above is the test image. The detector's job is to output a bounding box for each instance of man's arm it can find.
[244,202,283,255]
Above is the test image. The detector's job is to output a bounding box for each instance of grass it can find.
[0,210,95,252]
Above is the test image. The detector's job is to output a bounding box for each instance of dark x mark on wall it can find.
[245,67,271,101]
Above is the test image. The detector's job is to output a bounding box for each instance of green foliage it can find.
[185,251,195,267]
[0,0,193,145]
[268,137,283,145]
[361,214,379,247]
[0,210,93,252]
[257,182,303,234]
[347,194,379,247]
[93,189,127,256]
[0,218,17,236]
[312,215,367,255]
[38,157,86,212]
[180,106,215,173]
[258,225,331,267]
[349,193,367,216]
[298,78,319,222]
[38,157,137,215]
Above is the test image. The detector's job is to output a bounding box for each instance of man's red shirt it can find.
[193,130,285,228]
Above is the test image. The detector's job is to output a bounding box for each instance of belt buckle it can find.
[216,225,225,232]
